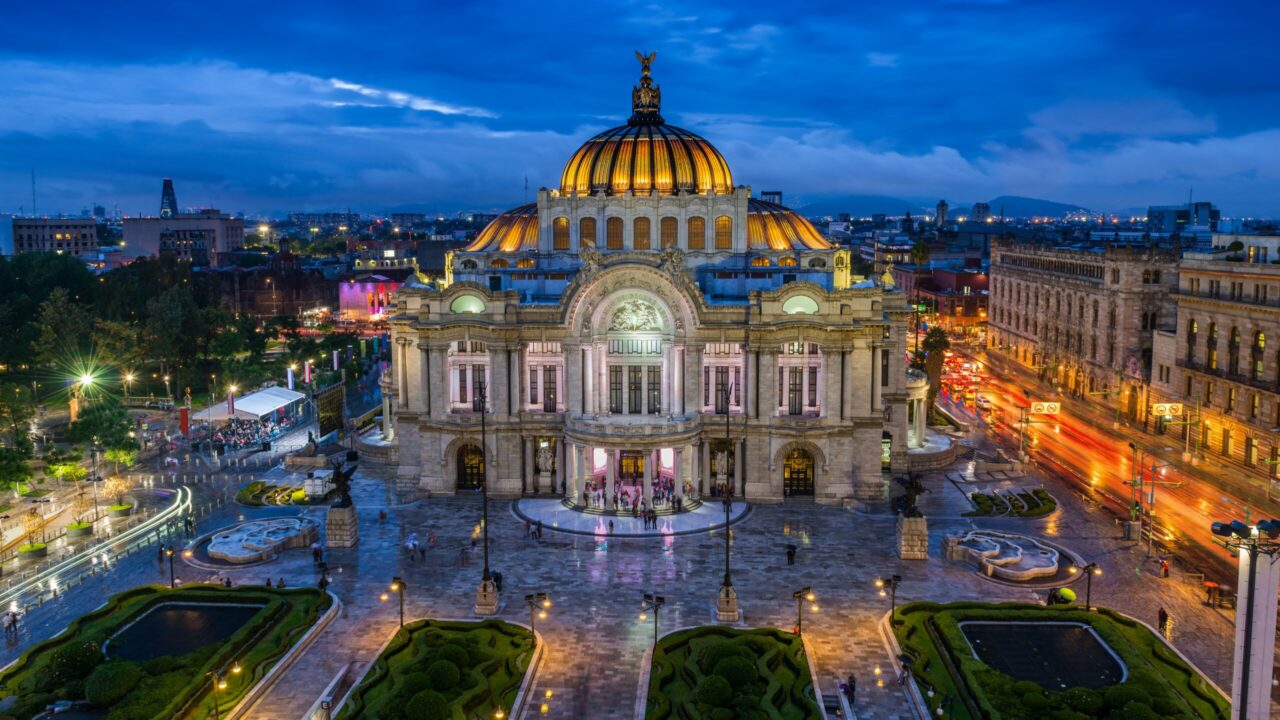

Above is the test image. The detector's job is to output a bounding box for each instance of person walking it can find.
[1161,559,1170,578]
[8,612,17,635]
[786,545,797,566]
[535,521,543,541]
[2,613,10,637]
[1157,607,1168,633]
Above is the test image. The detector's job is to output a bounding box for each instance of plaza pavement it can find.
[0,444,1246,720]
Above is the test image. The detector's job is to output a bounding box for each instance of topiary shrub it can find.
[1103,684,1151,710]
[467,647,494,666]
[695,675,734,708]
[1061,687,1103,714]
[1021,690,1050,712]
[85,661,142,707]
[1011,680,1042,696]
[437,643,470,669]
[141,656,177,675]
[404,689,450,720]
[50,640,104,683]
[713,655,758,687]
[425,659,460,692]
[1112,700,1159,719]
[398,671,432,698]
[696,640,749,674]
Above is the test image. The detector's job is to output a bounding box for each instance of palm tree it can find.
[910,238,932,267]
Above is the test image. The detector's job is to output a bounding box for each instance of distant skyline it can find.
[2,0,1279,217]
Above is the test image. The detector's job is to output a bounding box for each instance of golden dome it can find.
[747,199,833,251]
[463,203,537,252]
[559,52,733,197]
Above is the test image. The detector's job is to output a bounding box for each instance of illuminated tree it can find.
[103,475,132,505]
[103,447,137,476]
[21,509,45,546]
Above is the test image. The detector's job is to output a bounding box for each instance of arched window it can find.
[490,258,509,268]
[606,217,623,250]
[714,216,733,249]
[1253,332,1266,380]
[633,217,651,250]
[579,217,597,248]
[660,217,678,248]
[552,217,570,250]
[808,258,827,269]
[779,256,798,267]
[517,258,534,269]
[687,217,706,250]
[751,257,771,267]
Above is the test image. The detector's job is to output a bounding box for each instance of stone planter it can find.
[108,504,135,518]
[66,523,95,539]
[18,544,48,560]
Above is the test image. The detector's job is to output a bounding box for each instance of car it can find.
[976,396,992,411]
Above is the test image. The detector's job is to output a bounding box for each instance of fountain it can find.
[203,517,319,564]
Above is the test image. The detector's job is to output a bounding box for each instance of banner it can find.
[304,361,312,383]
[333,350,339,371]
[287,366,295,390]
[227,391,236,415]
[179,407,189,435]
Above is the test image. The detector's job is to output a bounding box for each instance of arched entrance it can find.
[457,444,485,489]
[783,448,815,497]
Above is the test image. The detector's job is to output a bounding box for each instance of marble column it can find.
[428,345,448,418]
[380,375,394,440]
[643,449,654,507]
[734,439,745,496]
[605,449,617,510]
[674,446,686,500]
[660,342,673,414]
[683,345,703,415]
[842,349,854,420]
[565,342,582,416]
[743,349,755,419]
[556,438,567,494]
[701,440,711,495]
[413,343,429,414]
[759,350,779,417]
[914,399,926,448]
[490,345,509,417]
[396,339,409,408]
[523,437,535,493]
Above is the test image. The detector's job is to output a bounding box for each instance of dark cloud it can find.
[0,0,1278,215]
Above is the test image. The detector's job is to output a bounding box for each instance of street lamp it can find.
[206,662,241,720]
[525,592,550,640]
[1210,519,1280,720]
[639,592,665,644]
[792,587,817,635]
[472,380,497,615]
[163,375,171,400]
[1068,562,1102,610]
[165,546,177,588]
[380,576,406,627]
[876,575,903,621]
[123,372,134,400]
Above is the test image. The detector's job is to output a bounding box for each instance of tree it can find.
[21,508,45,546]
[921,326,952,415]
[92,319,145,369]
[0,446,33,493]
[103,475,132,505]
[67,396,134,450]
[103,447,137,476]
[0,383,36,457]
[31,287,93,366]
[43,446,85,488]
[910,238,932,267]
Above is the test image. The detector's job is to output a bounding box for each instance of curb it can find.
[228,589,342,719]
[876,611,926,720]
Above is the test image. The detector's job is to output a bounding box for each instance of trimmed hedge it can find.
[335,619,534,720]
[646,626,819,720]
[892,601,1229,720]
[0,585,330,720]
[965,490,1057,518]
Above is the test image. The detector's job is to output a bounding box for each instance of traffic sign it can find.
[1030,401,1061,415]
[1152,403,1183,417]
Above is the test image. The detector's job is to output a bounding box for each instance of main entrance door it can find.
[783,448,814,497]
[457,444,485,489]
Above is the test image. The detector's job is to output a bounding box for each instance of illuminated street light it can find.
[1067,562,1102,610]
[876,575,903,620]
[525,592,549,640]
[639,592,665,644]
[792,587,817,635]
[380,576,406,627]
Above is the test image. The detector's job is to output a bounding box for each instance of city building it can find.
[386,58,925,505]
[1147,201,1220,233]
[0,214,13,255]
[987,239,1178,421]
[123,209,244,267]
[287,211,359,228]
[935,200,948,228]
[1150,240,1280,480]
[11,217,100,257]
[390,213,429,229]
[160,178,178,218]
[759,191,783,205]
[971,202,991,223]
[892,266,988,337]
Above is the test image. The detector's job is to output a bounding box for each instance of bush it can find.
[425,659,460,691]
[437,643,470,669]
[141,656,177,675]
[404,689,450,720]
[713,656,758,687]
[85,661,143,707]
[50,640,104,682]
[398,671,432,698]
[1062,687,1103,714]
[696,640,749,674]
[1112,700,1159,719]
[1021,690,1050,712]
[467,647,494,666]
[1011,680,1041,696]
[1103,684,1151,710]
[695,675,734,708]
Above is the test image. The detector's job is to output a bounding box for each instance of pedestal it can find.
[715,584,741,622]
[897,515,929,560]
[474,578,499,616]
[538,471,552,495]
[325,505,359,548]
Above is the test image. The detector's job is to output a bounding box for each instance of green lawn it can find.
[0,584,331,720]
[893,602,1229,720]
[336,619,534,720]
[965,489,1057,518]
[646,626,820,720]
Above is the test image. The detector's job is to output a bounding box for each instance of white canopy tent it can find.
[194,386,307,423]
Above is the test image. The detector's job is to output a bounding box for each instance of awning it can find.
[194,386,307,422]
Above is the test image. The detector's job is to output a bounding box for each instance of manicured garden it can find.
[966,488,1057,518]
[646,627,820,720]
[0,584,331,720]
[892,602,1229,720]
[335,619,535,720]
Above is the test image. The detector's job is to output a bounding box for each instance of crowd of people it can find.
[210,416,299,450]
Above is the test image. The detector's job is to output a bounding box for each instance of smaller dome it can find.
[464,203,538,252]
[747,199,832,251]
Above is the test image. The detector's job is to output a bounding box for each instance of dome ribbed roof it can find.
[462,203,537,252]
[559,124,733,197]
[747,199,832,251]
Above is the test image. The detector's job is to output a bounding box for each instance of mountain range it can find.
[796,194,1092,219]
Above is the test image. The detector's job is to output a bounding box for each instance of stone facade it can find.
[987,239,1178,424]
[1150,250,1280,484]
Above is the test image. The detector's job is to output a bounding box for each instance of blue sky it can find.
[2,0,1279,217]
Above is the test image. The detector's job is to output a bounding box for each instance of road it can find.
[945,344,1273,583]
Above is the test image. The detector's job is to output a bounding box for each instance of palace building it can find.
[384,56,925,507]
